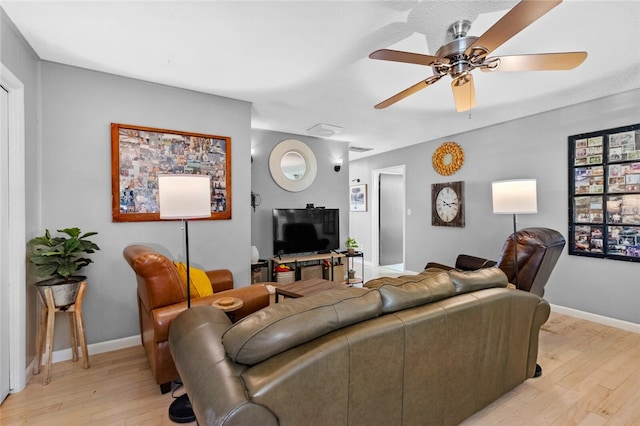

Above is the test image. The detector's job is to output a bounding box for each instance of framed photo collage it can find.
[568,123,640,261]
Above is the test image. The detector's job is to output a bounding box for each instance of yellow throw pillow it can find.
[174,261,214,298]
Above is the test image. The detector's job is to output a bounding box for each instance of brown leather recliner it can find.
[426,227,566,297]
[123,244,271,394]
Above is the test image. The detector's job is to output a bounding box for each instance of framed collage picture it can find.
[111,123,232,222]
[568,123,640,261]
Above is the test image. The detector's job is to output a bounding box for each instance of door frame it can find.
[1,63,27,394]
[371,165,406,270]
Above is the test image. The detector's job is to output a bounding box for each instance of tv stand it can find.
[272,252,346,283]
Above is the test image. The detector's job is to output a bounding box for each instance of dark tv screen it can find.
[273,208,339,255]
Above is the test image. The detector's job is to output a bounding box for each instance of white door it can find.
[379,173,403,267]
[0,84,10,404]
[371,165,406,272]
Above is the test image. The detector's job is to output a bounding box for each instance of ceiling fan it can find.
[369,0,587,112]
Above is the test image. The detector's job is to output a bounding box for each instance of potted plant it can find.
[346,237,358,255]
[29,227,100,308]
[348,269,356,280]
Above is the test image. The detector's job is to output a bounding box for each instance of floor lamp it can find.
[158,174,212,424]
[491,179,538,289]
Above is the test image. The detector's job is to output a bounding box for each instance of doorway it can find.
[371,165,406,272]
[0,64,27,399]
[1,84,9,403]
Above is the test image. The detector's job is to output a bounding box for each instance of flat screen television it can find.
[273,208,339,255]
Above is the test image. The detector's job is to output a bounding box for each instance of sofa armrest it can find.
[425,255,497,272]
[169,306,279,425]
[455,254,497,270]
[206,269,234,292]
[424,261,455,271]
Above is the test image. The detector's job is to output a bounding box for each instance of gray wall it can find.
[350,89,640,324]
[250,128,350,260]
[3,6,350,368]
[1,8,41,365]
[37,62,252,351]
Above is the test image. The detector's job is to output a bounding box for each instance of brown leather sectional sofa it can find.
[122,244,271,393]
[169,267,550,425]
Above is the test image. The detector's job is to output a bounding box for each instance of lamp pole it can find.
[512,213,519,288]
[158,174,212,423]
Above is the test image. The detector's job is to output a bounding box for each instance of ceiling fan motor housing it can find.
[434,35,479,78]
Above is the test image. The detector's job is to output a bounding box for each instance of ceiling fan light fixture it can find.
[451,73,476,112]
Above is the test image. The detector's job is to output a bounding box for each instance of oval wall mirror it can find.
[269,139,317,192]
[281,151,306,181]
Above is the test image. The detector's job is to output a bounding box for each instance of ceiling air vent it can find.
[307,123,344,137]
[349,146,374,153]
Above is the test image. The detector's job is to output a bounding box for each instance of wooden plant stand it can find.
[34,280,90,385]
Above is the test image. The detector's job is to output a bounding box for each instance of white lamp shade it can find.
[158,175,212,219]
[492,179,538,214]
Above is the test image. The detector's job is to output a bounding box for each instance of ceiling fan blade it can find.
[451,74,476,112]
[465,0,562,58]
[481,52,588,72]
[370,49,449,67]
[374,76,442,109]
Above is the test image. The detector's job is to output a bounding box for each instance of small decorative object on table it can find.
[275,264,295,284]
[212,297,244,324]
[212,297,243,312]
[251,245,260,263]
[346,237,358,255]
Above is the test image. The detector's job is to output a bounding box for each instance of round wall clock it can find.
[432,142,464,176]
[431,181,465,227]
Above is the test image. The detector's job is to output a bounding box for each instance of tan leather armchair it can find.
[123,244,270,394]
[426,227,565,297]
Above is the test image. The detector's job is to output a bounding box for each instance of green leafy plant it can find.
[346,237,359,249]
[29,228,101,280]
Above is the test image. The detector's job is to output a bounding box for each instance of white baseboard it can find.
[550,304,640,334]
[50,334,140,364]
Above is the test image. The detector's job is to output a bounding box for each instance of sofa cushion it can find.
[364,269,456,314]
[174,262,214,297]
[448,267,508,294]
[222,287,382,365]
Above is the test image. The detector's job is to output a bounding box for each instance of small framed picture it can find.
[350,184,367,212]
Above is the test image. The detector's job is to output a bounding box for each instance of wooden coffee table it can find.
[273,278,349,302]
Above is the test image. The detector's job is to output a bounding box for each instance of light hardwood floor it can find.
[1,311,638,425]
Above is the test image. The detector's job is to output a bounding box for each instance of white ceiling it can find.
[2,0,639,160]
